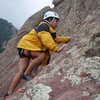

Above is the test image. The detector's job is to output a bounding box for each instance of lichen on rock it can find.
[22,83,52,100]
[95,94,100,100]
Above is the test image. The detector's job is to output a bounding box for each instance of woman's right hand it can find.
[57,44,66,53]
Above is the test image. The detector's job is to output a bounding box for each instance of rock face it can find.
[0,18,18,53]
[0,0,100,99]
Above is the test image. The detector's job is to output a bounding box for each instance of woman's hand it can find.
[57,44,66,53]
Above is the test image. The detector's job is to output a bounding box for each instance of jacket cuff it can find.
[65,37,71,42]
[53,46,59,52]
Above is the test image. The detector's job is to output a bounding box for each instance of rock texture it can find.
[0,0,100,100]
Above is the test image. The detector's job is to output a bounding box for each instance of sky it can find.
[0,0,53,29]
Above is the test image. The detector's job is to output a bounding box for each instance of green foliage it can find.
[0,18,18,53]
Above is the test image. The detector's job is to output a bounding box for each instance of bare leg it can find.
[24,51,45,76]
[8,57,30,94]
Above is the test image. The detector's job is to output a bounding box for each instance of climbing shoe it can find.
[22,74,32,81]
[4,91,13,97]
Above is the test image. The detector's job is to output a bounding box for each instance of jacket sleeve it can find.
[54,35,71,44]
[38,31,59,52]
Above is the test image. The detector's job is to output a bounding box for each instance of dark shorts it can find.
[17,48,30,58]
[17,48,47,58]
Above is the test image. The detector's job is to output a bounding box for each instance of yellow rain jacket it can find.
[17,21,71,66]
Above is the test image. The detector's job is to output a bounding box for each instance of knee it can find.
[38,53,45,62]
[41,53,46,59]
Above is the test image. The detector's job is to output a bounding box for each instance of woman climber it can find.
[4,11,71,97]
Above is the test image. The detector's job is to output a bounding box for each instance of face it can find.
[52,19,59,29]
